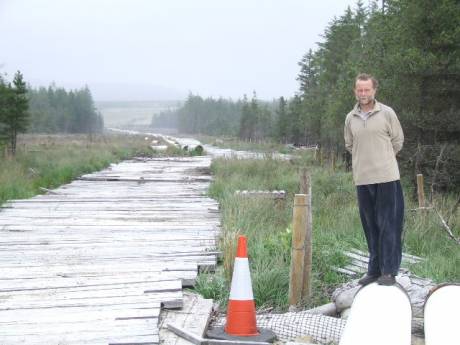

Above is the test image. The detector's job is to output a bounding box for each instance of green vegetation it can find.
[152,0,460,194]
[1,75,105,155]
[0,71,29,155]
[403,193,460,282]
[195,152,459,311]
[28,85,104,135]
[0,134,153,205]
[152,95,252,136]
[195,134,290,154]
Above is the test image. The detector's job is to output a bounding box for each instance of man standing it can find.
[344,73,405,286]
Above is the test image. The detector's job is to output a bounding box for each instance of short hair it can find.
[355,73,378,89]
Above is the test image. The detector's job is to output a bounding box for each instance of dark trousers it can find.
[357,180,404,276]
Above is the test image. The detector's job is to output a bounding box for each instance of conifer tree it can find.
[0,71,29,155]
[276,97,288,143]
[239,95,253,140]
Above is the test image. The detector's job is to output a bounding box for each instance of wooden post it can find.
[417,174,425,208]
[302,177,312,301]
[300,168,308,194]
[289,190,312,305]
[289,194,307,306]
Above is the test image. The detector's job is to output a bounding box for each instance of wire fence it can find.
[210,311,346,345]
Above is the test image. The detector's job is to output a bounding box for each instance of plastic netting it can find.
[210,311,346,344]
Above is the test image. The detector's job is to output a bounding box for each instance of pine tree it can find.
[1,71,29,155]
[297,49,317,95]
[239,95,253,140]
[287,95,303,145]
[276,97,288,143]
[380,0,460,191]
[0,75,12,147]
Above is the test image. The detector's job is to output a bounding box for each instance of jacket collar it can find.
[352,100,382,117]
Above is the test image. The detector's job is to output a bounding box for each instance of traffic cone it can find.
[206,235,277,342]
[224,235,259,336]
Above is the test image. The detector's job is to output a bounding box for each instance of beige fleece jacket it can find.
[344,101,404,186]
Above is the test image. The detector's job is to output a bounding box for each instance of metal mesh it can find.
[210,311,346,345]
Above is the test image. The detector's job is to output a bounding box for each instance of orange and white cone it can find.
[224,235,259,336]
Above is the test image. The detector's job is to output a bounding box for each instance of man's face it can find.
[354,79,376,107]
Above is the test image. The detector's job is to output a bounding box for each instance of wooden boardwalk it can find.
[0,156,220,345]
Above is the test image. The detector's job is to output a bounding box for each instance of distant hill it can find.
[96,100,182,129]
[88,82,187,102]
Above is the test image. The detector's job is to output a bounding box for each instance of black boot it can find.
[358,274,379,286]
[377,274,396,286]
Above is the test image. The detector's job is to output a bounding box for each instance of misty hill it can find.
[96,100,182,129]
[89,82,187,102]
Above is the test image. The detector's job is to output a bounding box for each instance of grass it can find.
[5,134,457,311]
[0,133,174,205]
[195,150,460,311]
[403,194,460,282]
[194,134,292,154]
[199,153,352,310]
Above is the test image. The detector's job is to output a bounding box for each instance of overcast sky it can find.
[0,0,359,101]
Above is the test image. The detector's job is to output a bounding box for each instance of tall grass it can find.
[197,151,459,311]
[0,133,154,205]
[195,134,290,154]
[403,194,460,282]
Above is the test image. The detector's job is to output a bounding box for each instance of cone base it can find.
[207,327,277,343]
[225,300,258,336]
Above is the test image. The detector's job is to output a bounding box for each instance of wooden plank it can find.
[343,265,366,274]
[348,248,423,264]
[0,273,189,292]
[160,292,214,345]
[332,267,357,276]
[0,324,159,345]
[2,203,219,210]
[78,177,212,182]
[0,283,183,310]
[0,271,197,290]
[0,154,220,344]
[0,304,161,324]
[0,305,161,344]
[338,248,426,278]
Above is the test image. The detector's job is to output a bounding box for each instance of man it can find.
[344,73,405,286]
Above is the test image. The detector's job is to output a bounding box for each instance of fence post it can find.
[417,174,425,208]
[289,188,312,305]
[302,176,312,301]
[289,194,307,306]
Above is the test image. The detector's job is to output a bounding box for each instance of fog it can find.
[0,0,358,101]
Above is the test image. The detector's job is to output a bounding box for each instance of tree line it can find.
[28,84,104,135]
[0,72,104,155]
[151,0,460,193]
[152,93,279,140]
[295,0,460,193]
